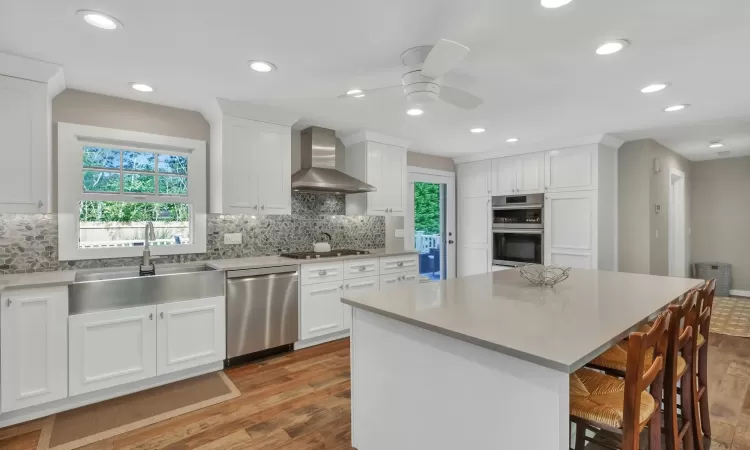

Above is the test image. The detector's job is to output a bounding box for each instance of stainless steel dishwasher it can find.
[225,266,299,366]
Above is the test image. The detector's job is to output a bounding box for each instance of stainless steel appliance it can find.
[492,194,544,267]
[225,266,299,365]
[280,249,370,260]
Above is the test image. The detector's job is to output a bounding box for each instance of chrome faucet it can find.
[140,222,157,274]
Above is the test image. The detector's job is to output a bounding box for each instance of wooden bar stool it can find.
[587,291,700,450]
[695,279,716,441]
[570,310,671,450]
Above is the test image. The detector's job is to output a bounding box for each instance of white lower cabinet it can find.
[156,297,226,376]
[69,305,157,396]
[301,281,345,340]
[342,276,379,330]
[0,287,68,413]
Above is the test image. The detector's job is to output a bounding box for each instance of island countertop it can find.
[342,269,703,373]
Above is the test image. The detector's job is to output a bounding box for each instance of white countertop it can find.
[342,268,703,373]
[206,249,418,271]
[0,271,76,292]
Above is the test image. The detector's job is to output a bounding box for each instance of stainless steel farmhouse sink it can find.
[70,264,224,315]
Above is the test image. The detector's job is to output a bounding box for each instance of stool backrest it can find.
[698,279,716,342]
[622,309,671,448]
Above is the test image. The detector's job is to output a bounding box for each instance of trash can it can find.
[692,262,732,296]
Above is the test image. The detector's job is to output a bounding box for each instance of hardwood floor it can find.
[2,334,750,449]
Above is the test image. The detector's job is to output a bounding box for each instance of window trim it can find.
[58,122,207,261]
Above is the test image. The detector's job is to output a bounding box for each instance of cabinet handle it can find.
[149,313,154,320]
[160,312,164,319]
[345,284,350,289]
[261,205,265,210]
[318,269,328,276]
[396,261,404,267]
[37,200,44,209]
[358,266,366,271]
[6,298,11,307]
[253,205,258,210]
[340,285,344,290]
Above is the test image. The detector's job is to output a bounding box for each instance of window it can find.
[58,123,206,260]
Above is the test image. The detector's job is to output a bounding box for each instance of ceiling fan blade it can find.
[439,86,483,110]
[337,85,402,99]
[421,39,470,79]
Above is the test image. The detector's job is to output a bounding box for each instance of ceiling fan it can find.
[340,39,483,110]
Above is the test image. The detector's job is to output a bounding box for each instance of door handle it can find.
[448,240,454,244]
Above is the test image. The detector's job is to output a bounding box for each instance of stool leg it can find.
[664,371,679,450]
[698,343,711,437]
[681,368,697,450]
[573,420,586,450]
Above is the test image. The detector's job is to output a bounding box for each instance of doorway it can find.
[668,168,687,277]
[406,168,456,281]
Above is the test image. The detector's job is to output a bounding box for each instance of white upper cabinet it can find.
[459,160,491,198]
[545,145,598,192]
[209,100,298,215]
[1,287,68,412]
[491,157,516,195]
[515,153,545,193]
[341,131,410,216]
[0,75,50,213]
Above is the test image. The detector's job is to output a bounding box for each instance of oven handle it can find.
[492,229,543,235]
[491,204,543,211]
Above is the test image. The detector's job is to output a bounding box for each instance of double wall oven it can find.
[492,194,544,268]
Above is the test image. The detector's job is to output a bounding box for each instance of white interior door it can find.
[669,169,687,277]
[406,168,457,280]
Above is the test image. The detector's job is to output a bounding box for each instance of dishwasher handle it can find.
[227,265,298,278]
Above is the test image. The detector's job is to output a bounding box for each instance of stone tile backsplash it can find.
[0,193,384,274]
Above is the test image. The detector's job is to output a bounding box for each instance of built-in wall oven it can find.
[492,194,544,267]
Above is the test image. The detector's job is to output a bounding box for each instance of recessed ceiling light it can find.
[470,128,486,133]
[596,39,629,56]
[709,142,724,148]
[76,10,123,30]
[506,138,519,143]
[346,89,363,96]
[249,61,276,73]
[406,108,424,116]
[130,83,154,93]
[641,83,669,94]
[541,0,573,8]
[664,104,689,112]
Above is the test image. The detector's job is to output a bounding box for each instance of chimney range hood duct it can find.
[291,126,376,194]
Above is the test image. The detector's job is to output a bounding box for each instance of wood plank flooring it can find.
[2,334,750,449]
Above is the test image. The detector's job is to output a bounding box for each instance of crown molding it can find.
[203,98,300,127]
[337,130,411,148]
[452,133,624,164]
[0,52,65,98]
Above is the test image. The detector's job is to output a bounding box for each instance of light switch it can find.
[224,233,242,245]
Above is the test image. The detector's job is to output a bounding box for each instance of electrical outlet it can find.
[224,233,242,245]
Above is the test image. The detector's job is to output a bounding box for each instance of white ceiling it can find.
[2,0,750,160]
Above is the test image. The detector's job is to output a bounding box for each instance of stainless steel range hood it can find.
[291,126,376,194]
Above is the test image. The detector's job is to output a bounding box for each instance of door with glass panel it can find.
[406,170,456,281]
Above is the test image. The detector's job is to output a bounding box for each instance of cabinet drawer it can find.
[379,272,419,290]
[343,258,379,279]
[300,262,344,285]
[379,254,419,275]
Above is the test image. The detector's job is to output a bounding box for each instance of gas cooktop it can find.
[280,249,370,260]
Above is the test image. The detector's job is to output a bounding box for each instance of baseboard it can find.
[730,289,750,298]
[0,361,223,428]
[294,329,350,350]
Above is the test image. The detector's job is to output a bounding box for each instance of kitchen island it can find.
[342,269,702,450]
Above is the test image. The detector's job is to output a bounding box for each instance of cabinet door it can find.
[301,281,344,340]
[491,157,517,195]
[383,144,407,214]
[343,276,379,330]
[256,123,292,215]
[0,75,48,213]
[379,254,419,275]
[1,287,68,412]
[544,191,597,269]
[156,297,226,376]
[459,247,489,277]
[516,153,545,193]
[459,197,490,247]
[545,146,598,192]
[69,305,157,396]
[458,161,491,198]
[365,143,387,214]
[222,116,262,214]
